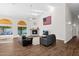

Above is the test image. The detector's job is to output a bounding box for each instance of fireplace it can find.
[32,30,37,34]
[30,28,39,36]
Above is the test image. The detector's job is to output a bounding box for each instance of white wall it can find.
[65,5,79,43]
[65,5,73,43]
[72,17,78,36]
[37,3,66,40]
[51,4,66,40]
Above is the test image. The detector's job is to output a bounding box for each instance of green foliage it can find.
[18,27,27,30]
[0,26,11,28]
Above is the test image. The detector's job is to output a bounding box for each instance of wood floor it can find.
[0,38,79,56]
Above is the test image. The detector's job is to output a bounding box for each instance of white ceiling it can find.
[67,3,79,16]
[0,3,64,20]
[0,3,53,19]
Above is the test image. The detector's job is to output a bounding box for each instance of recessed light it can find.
[32,9,43,13]
[48,5,55,12]
[31,13,39,16]
[68,21,71,24]
[77,15,79,19]
[73,24,76,26]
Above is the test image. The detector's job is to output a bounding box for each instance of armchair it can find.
[22,36,33,46]
[40,34,56,46]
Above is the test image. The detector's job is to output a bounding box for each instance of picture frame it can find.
[43,16,51,25]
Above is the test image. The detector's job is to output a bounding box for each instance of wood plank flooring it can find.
[0,37,79,56]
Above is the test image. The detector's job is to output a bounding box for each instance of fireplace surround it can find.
[30,28,39,37]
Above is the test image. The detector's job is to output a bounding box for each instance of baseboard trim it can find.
[64,39,71,44]
[56,39,71,44]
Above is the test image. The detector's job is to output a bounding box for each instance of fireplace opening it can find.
[32,30,37,34]
[30,27,39,36]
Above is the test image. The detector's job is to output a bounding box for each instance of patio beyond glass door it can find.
[18,27,27,35]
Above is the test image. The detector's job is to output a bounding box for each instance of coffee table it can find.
[27,36,40,45]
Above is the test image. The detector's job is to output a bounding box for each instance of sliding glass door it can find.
[18,27,27,35]
[0,26,12,35]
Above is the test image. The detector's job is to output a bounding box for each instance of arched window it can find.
[17,20,27,35]
[0,19,12,25]
[0,19,12,35]
[18,20,26,27]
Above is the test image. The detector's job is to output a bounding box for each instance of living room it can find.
[0,3,66,55]
[0,3,78,56]
[0,3,66,43]
[1,1,79,59]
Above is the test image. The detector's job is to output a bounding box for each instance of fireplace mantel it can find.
[30,27,39,37]
[30,27,39,30]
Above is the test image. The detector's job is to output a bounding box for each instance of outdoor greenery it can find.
[18,27,27,35]
[0,26,11,28]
